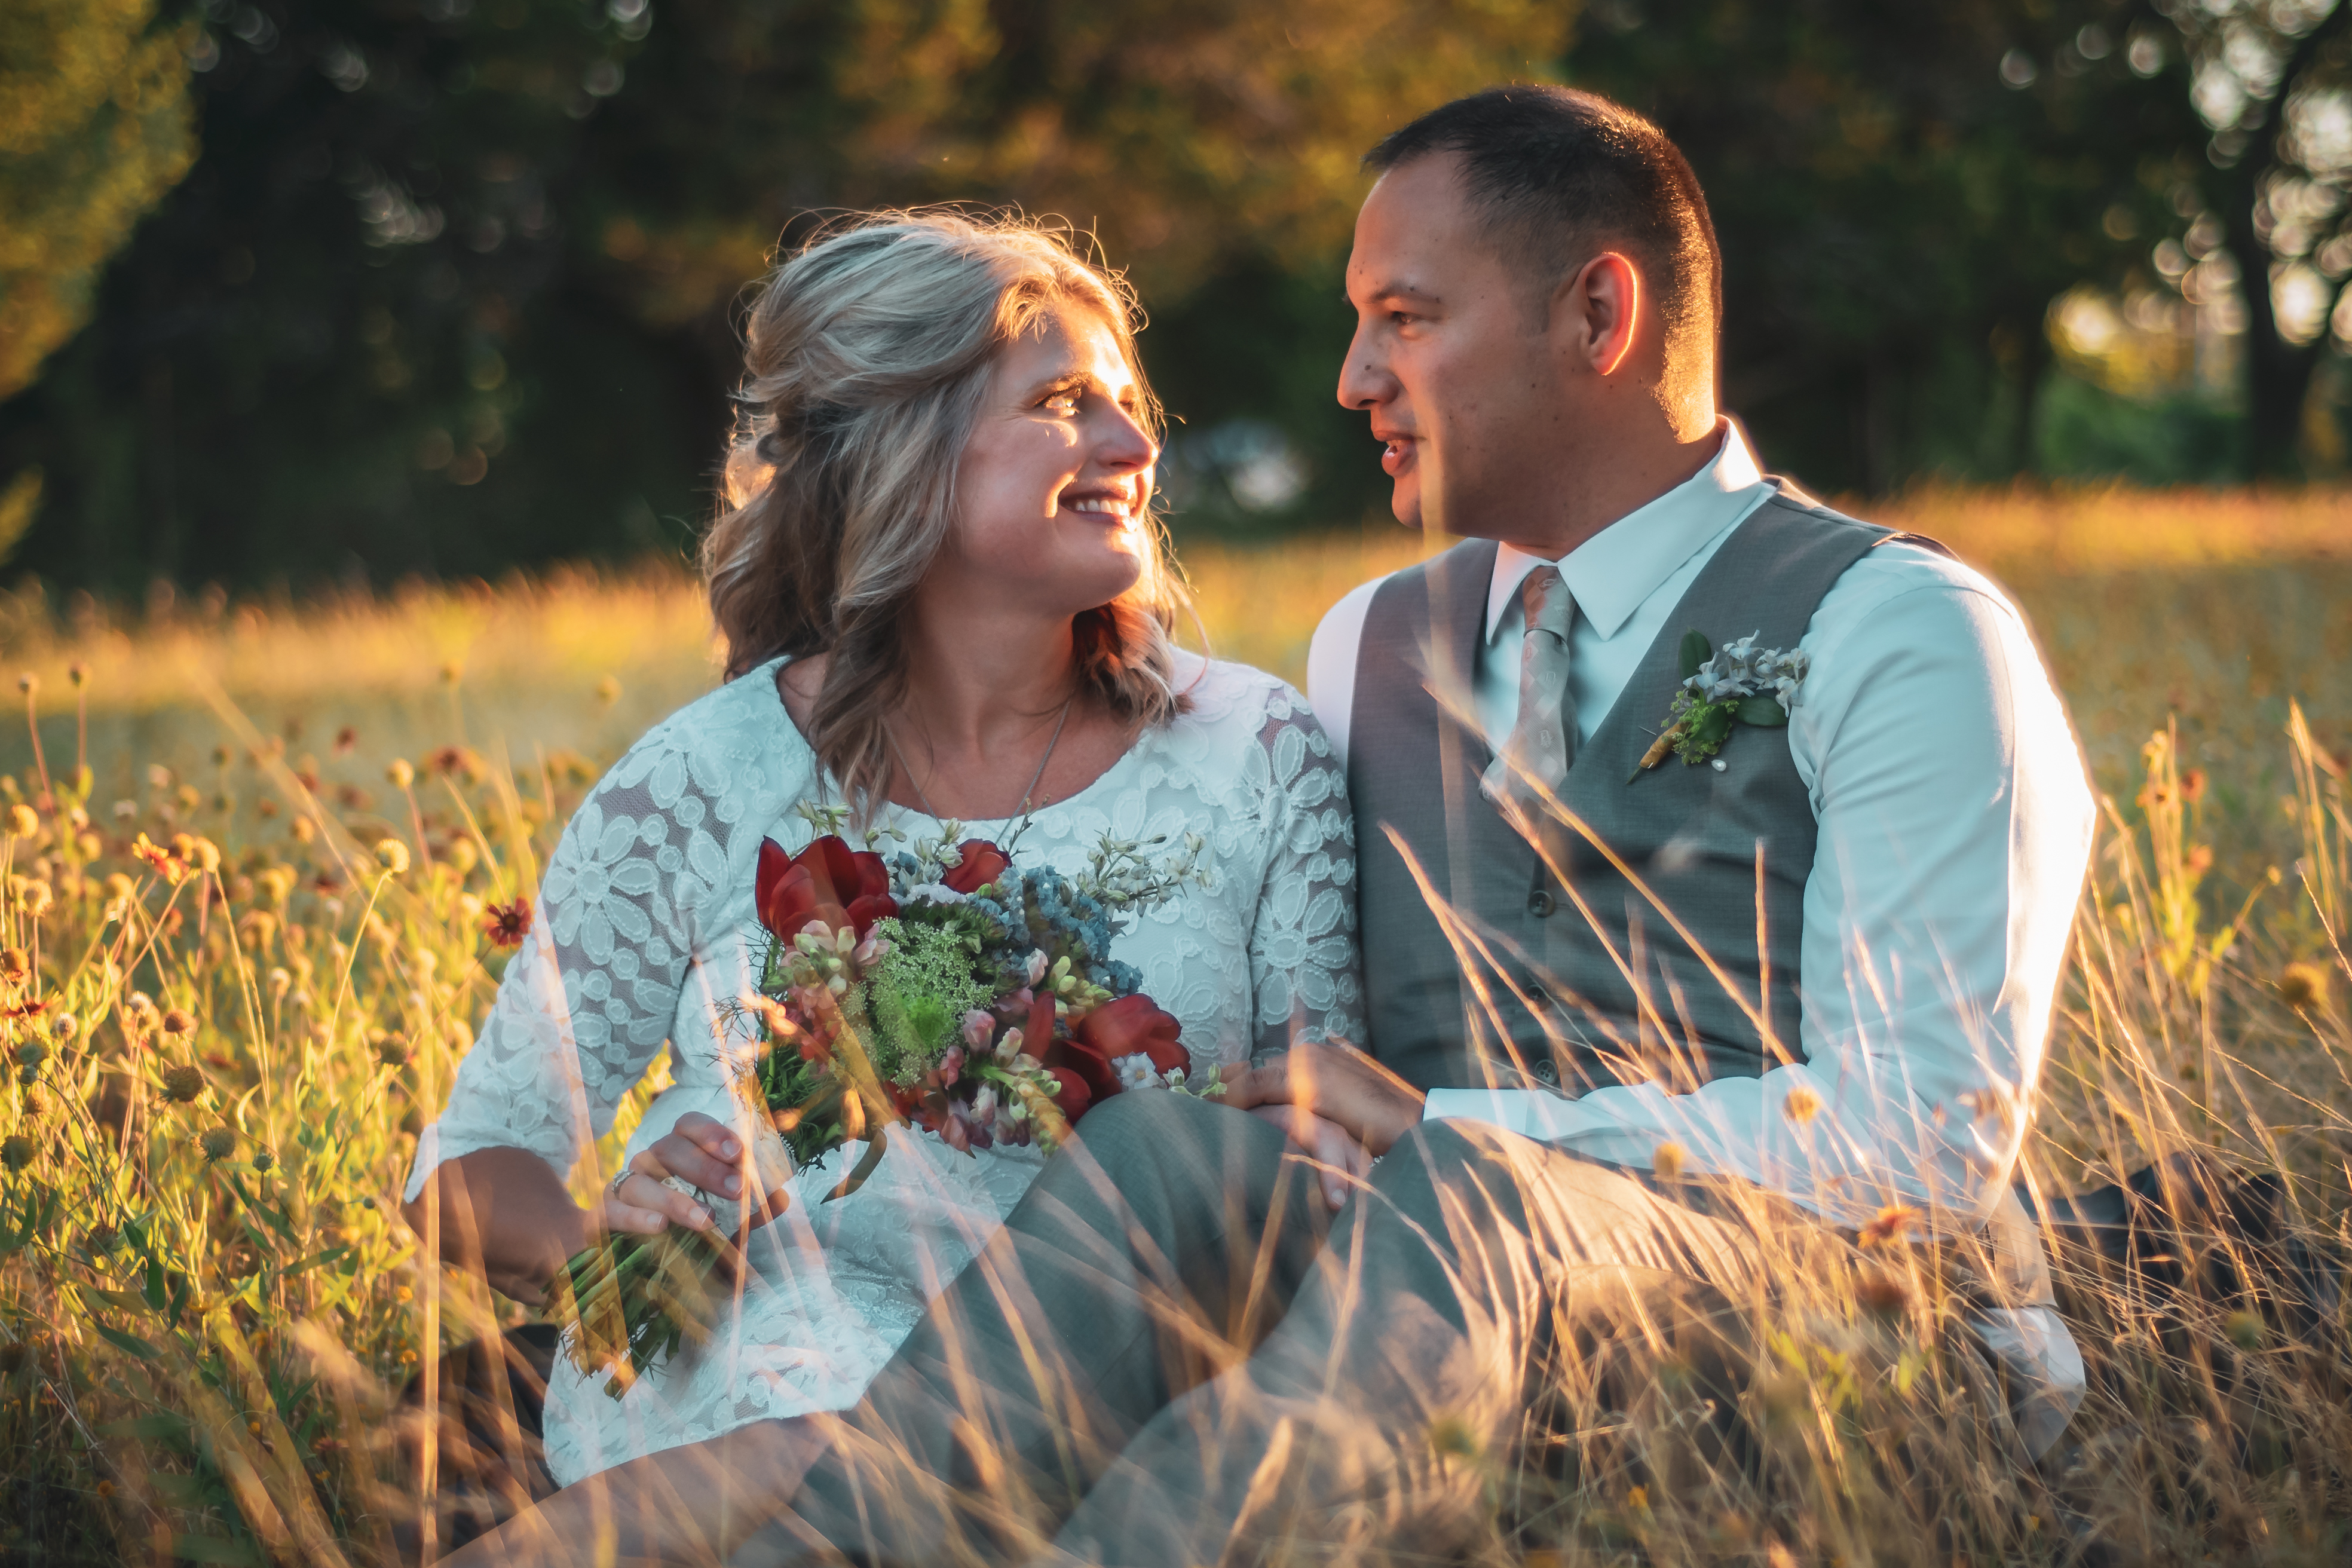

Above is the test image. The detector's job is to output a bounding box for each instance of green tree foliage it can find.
[2162,0,2352,474]
[0,0,1557,593]
[0,0,2287,593]
[0,0,199,402]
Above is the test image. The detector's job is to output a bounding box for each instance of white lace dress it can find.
[403,652,1361,1486]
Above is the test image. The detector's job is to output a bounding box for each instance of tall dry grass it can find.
[0,484,2345,1564]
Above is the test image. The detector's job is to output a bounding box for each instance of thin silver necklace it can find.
[889,695,1076,832]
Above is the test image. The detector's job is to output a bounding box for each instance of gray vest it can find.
[1349,487,1922,1096]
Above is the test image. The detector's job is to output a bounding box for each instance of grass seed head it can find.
[198,1125,235,1161]
[2280,960,2330,1010]
[0,949,26,985]
[1855,1270,1910,1317]
[161,1008,195,1038]
[5,806,34,840]
[161,1065,204,1102]
[375,838,411,875]
[1,1135,32,1170]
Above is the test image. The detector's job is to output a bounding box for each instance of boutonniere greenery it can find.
[1632,630,1809,780]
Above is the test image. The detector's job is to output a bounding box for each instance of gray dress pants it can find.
[731,1089,1833,1568]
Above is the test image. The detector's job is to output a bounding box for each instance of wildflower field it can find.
[0,483,2350,1565]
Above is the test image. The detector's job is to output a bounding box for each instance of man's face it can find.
[1337,153,1560,537]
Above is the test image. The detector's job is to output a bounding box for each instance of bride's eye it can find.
[1040,388,1081,416]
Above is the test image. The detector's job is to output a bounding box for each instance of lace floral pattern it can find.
[405,653,1359,1485]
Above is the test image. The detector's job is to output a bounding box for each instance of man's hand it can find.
[1247,1106,1372,1210]
[1222,1042,1426,1157]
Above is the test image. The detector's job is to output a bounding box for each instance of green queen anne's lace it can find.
[863,918,994,1085]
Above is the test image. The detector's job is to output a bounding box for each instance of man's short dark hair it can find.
[1367,86,1722,396]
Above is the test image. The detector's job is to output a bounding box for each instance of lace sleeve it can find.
[404,702,782,1201]
[1245,693,1363,1056]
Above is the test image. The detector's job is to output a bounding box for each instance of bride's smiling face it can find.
[939,299,1158,617]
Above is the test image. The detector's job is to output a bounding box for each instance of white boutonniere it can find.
[1632,630,1809,780]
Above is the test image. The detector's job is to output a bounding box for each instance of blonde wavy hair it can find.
[703,211,1195,818]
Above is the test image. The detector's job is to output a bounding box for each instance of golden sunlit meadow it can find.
[0,486,2348,1564]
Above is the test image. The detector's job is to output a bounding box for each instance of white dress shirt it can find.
[1306,422,2095,1447]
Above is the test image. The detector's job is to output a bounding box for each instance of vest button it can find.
[1527,890,1555,918]
[1534,1059,1558,1085]
[1526,987,1548,1006]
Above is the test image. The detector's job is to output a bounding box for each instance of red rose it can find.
[756,835,898,939]
[940,839,1011,896]
[1046,1032,1122,1108]
[1072,994,1189,1079]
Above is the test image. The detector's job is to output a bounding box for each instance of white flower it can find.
[1024,950,1049,986]
[1682,632,1806,705]
[1112,1052,1160,1091]
[905,883,967,906]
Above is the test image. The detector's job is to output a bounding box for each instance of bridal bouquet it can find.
[550,812,1214,1396]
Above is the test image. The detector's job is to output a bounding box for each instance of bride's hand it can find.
[1247,1105,1371,1211]
[603,1113,790,1250]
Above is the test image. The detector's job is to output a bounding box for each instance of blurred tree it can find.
[0,0,199,402]
[0,0,2305,594]
[0,0,1560,595]
[2161,0,2352,474]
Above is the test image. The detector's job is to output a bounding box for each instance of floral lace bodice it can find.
[405,653,1360,1484]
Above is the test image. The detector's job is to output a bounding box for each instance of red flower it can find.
[1046,1064,1094,1122]
[1072,994,1189,1077]
[756,836,898,939]
[940,840,1011,896]
[481,899,532,950]
[1040,993,1188,1123]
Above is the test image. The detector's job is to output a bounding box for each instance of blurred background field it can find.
[0,483,2342,854]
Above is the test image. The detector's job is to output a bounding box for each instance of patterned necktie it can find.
[1481,564,1578,812]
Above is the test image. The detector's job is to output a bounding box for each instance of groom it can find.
[732,85,2095,1566]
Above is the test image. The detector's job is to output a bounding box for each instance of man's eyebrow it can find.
[1350,280,1443,307]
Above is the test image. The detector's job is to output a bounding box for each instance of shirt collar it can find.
[1486,419,1767,644]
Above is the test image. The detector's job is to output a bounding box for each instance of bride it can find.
[405,211,1365,1558]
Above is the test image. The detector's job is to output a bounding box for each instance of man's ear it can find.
[1551,252,1642,377]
